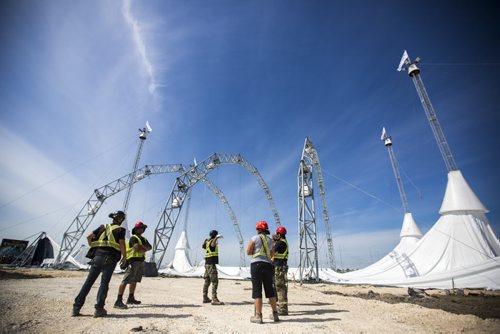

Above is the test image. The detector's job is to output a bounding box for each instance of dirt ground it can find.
[0,267,499,333]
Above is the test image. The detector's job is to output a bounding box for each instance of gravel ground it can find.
[0,267,499,333]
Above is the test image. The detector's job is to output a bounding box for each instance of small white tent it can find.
[164,230,197,274]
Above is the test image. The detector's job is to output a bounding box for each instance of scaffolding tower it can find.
[297,138,336,283]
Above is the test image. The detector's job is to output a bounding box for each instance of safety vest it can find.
[253,234,271,260]
[90,224,121,251]
[205,240,219,258]
[126,235,146,260]
[274,238,289,260]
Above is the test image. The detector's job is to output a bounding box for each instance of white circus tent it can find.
[322,170,500,289]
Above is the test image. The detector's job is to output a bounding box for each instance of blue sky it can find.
[0,0,498,268]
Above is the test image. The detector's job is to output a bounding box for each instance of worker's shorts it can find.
[122,260,144,284]
[251,261,276,299]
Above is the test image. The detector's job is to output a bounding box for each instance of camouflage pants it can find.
[274,265,288,312]
[203,264,219,299]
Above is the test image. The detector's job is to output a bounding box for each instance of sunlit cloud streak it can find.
[122,0,157,95]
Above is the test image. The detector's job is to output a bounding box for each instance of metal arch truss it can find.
[151,153,281,268]
[297,138,336,282]
[54,163,246,267]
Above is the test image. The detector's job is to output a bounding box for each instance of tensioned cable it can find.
[398,164,423,199]
[422,62,500,67]
[0,138,137,234]
[321,169,401,212]
[0,137,134,210]
[0,203,79,232]
[22,231,44,241]
[433,223,500,263]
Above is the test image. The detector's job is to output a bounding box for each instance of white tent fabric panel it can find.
[335,212,422,279]
[440,170,488,214]
[406,213,499,276]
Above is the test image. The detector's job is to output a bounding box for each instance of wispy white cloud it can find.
[122,0,157,95]
[0,126,90,239]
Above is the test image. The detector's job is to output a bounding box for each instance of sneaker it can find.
[203,297,212,303]
[94,308,108,318]
[211,299,224,305]
[114,300,128,309]
[71,307,81,317]
[269,311,280,322]
[250,314,263,324]
[278,310,288,316]
[126,298,141,305]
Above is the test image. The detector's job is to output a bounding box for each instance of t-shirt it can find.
[274,239,288,267]
[92,224,126,262]
[250,234,273,264]
[128,235,151,262]
[202,239,219,265]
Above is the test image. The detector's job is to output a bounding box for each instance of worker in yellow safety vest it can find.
[202,230,224,305]
[272,226,289,315]
[246,220,280,324]
[114,221,152,309]
[73,210,127,318]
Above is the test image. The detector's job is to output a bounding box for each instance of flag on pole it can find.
[145,120,152,133]
[397,50,409,72]
[380,127,387,141]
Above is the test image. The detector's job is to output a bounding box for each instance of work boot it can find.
[250,313,263,324]
[94,308,107,318]
[71,307,81,317]
[126,297,141,305]
[203,296,212,303]
[269,311,280,322]
[211,297,224,305]
[114,300,128,309]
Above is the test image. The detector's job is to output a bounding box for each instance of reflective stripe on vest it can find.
[205,240,219,258]
[274,238,288,260]
[126,235,146,260]
[90,224,121,251]
[253,234,271,260]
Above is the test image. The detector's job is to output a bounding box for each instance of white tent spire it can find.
[440,170,488,214]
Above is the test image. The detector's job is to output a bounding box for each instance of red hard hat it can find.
[276,226,287,235]
[134,221,147,229]
[255,220,268,230]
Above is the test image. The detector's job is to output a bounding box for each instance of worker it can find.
[202,229,224,305]
[246,220,279,324]
[114,221,152,309]
[72,210,127,318]
[272,226,289,315]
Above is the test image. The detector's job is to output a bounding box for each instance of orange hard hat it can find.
[255,220,269,230]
